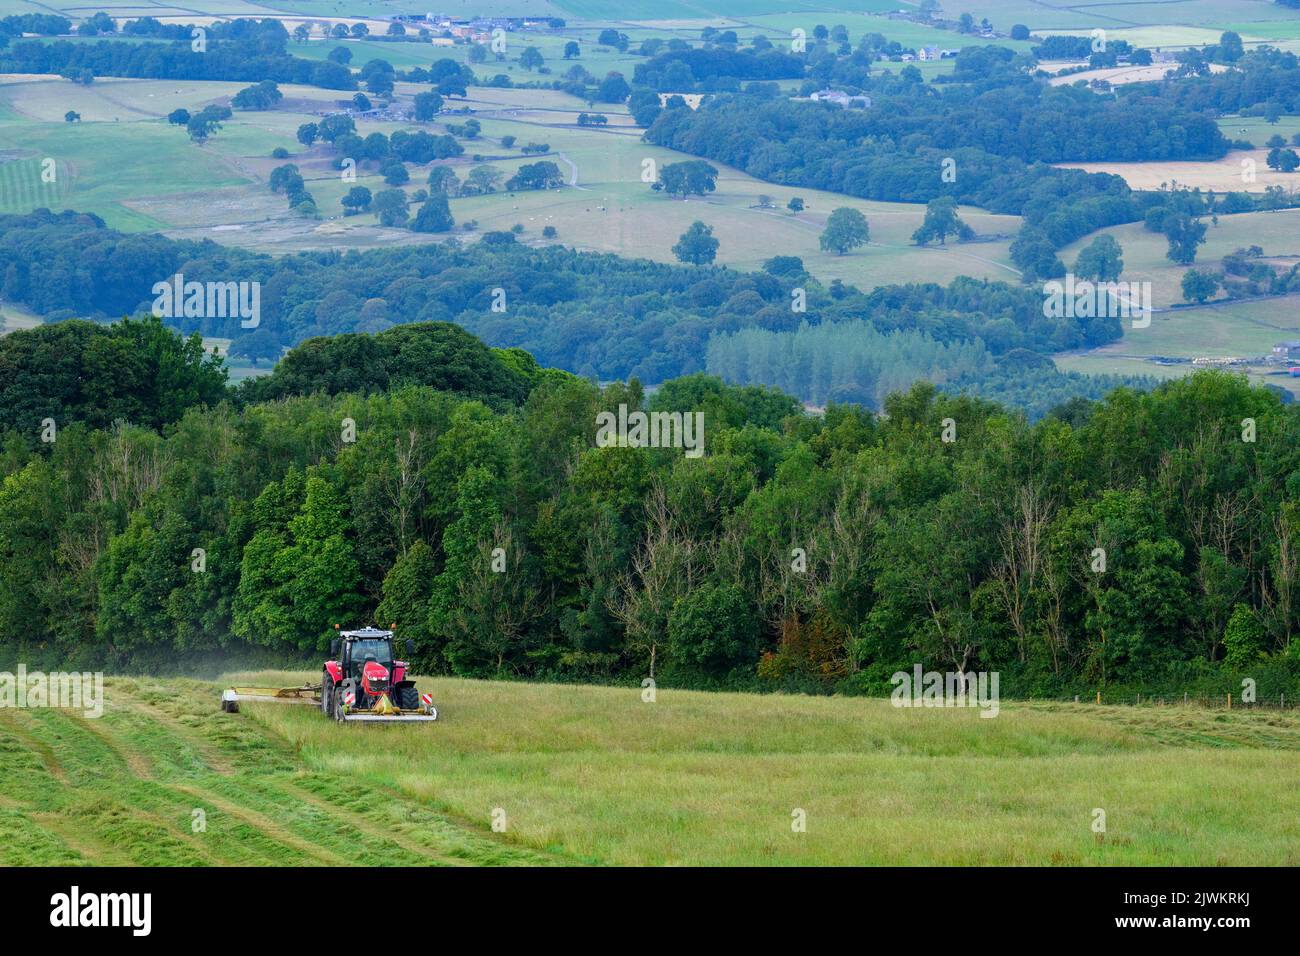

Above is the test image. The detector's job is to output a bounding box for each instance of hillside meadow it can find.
[4,671,1295,866]
[0,74,1021,284]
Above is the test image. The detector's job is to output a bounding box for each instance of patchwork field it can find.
[1047,62,1230,87]
[0,75,1022,289]
[937,0,1300,33]
[1,671,1298,866]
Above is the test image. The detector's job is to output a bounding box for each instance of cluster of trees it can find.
[268,163,316,216]
[640,58,1245,277]
[707,320,992,407]
[298,114,464,170]
[941,355,1159,422]
[1218,245,1300,298]
[633,47,806,90]
[0,14,71,40]
[506,161,563,190]
[231,79,282,110]
[705,317,1156,416]
[0,210,1120,405]
[1178,245,1300,303]
[0,316,226,436]
[0,19,356,90]
[2,320,1296,700]
[1143,46,1300,117]
[654,160,718,198]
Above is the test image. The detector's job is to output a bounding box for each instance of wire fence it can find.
[1038,692,1296,710]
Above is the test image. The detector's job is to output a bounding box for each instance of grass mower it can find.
[221,626,438,722]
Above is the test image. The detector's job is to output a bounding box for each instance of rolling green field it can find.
[1058,207,1300,307]
[1055,208,1300,395]
[0,74,1021,286]
[1,671,1298,866]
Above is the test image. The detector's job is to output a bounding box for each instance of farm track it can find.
[0,677,563,866]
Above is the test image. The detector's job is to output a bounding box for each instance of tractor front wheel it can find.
[397,685,419,711]
[320,674,333,716]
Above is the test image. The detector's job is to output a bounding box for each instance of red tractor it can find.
[221,625,437,723]
[321,626,437,722]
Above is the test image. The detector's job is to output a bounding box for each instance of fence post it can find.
[1096,690,1101,705]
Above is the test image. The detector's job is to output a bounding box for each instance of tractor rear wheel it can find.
[397,685,419,711]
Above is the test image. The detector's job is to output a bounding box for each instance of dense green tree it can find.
[819,207,870,255]
[912,197,969,246]
[672,220,718,265]
[1074,234,1123,281]
[410,193,454,232]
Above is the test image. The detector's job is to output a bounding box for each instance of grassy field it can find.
[0,74,1021,286]
[937,0,1300,33]
[1,670,1298,866]
[1056,294,1300,397]
[1055,207,1300,396]
[1058,207,1300,307]
[0,673,556,865]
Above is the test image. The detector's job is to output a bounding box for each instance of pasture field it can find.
[0,75,1021,286]
[1055,207,1300,396]
[1056,147,1300,195]
[1057,207,1300,307]
[1218,114,1300,143]
[1,671,1298,866]
[434,105,1021,287]
[937,0,1300,33]
[1055,294,1300,397]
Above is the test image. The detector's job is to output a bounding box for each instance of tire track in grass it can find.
[168,783,343,867]
[122,678,550,865]
[0,808,86,866]
[0,709,68,784]
[12,708,217,865]
[0,716,126,864]
[97,682,368,865]
[3,678,571,866]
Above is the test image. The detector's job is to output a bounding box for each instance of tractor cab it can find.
[340,629,394,684]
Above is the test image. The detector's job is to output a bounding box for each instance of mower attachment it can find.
[221,684,438,721]
[221,684,319,712]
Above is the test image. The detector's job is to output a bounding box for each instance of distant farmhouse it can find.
[1272,340,1300,362]
[658,92,705,110]
[809,89,871,109]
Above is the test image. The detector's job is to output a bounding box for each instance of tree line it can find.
[0,19,357,90]
[0,320,1296,701]
[0,211,1116,412]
